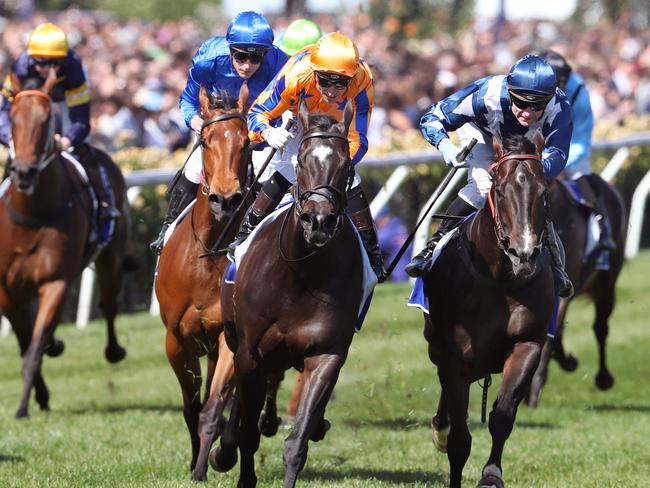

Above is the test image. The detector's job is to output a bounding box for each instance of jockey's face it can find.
[230,48,264,80]
[511,102,545,127]
[33,58,61,79]
[315,72,351,103]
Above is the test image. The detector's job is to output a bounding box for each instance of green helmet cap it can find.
[280,19,322,55]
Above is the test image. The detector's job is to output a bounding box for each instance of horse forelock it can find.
[205,90,239,112]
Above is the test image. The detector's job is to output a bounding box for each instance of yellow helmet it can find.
[310,32,359,78]
[27,23,68,58]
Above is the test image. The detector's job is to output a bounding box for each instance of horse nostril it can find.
[300,213,313,230]
[229,193,243,210]
[208,193,224,205]
[322,214,338,233]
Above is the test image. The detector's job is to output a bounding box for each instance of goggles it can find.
[509,91,552,112]
[34,58,62,68]
[316,72,353,89]
[230,47,266,65]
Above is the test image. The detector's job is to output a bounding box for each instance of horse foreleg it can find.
[16,280,67,418]
[259,370,285,437]
[481,341,541,488]
[437,366,471,488]
[285,371,305,421]
[526,337,553,408]
[165,330,203,472]
[550,298,578,372]
[95,251,126,363]
[590,273,616,390]
[283,354,342,488]
[236,363,266,488]
[432,389,450,453]
[193,333,235,482]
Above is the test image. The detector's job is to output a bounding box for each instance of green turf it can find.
[1,252,649,487]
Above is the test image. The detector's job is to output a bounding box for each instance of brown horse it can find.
[0,73,128,419]
[526,173,627,407]
[155,85,252,481]
[212,101,363,487]
[421,133,555,488]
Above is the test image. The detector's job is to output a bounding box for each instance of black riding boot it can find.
[405,197,476,278]
[227,171,291,261]
[149,173,198,254]
[546,220,574,298]
[347,187,386,282]
[577,175,615,251]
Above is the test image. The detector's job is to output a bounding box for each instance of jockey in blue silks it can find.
[540,49,615,266]
[405,54,575,298]
[0,22,118,220]
[150,11,289,254]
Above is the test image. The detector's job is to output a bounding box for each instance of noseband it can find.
[10,90,57,173]
[487,153,546,253]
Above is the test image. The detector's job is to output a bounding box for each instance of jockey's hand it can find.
[190,115,204,135]
[263,126,293,150]
[54,134,72,151]
[438,138,467,168]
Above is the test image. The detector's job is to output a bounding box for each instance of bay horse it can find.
[213,100,363,488]
[526,172,626,407]
[0,72,128,419]
[154,85,251,481]
[422,133,555,488]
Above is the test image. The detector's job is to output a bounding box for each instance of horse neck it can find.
[467,208,505,279]
[9,155,70,218]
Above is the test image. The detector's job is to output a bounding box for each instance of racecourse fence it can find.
[1,132,650,335]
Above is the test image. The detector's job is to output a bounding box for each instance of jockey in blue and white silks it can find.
[406,54,575,298]
[150,11,289,254]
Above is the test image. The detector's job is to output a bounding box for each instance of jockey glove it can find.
[264,126,293,150]
[438,138,467,168]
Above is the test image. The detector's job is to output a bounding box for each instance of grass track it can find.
[1,252,649,487]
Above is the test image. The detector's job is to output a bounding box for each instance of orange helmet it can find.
[27,23,68,58]
[310,32,359,78]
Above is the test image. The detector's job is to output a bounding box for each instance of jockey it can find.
[0,22,118,220]
[540,49,616,265]
[277,18,322,55]
[405,54,575,298]
[228,32,385,280]
[149,11,289,254]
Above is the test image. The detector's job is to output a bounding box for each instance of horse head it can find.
[197,83,250,221]
[489,131,548,280]
[295,98,353,247]
[7,71,58,195]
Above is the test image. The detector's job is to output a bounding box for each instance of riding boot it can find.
[577,175,615,251]
[405,197,476,278]
[75,145,120,221]
[149,173,199,254]
[546,220,574,298]
[347,186,386,282]
[227,171,291,261]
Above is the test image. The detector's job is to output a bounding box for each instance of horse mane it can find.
[305,113,339,132]
[493,131,544,159]
[21,77,45,90]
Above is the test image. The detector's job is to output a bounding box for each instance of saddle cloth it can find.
[226,195,377,331]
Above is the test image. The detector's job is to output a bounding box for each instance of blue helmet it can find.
[506,54,557,98]
[226,11,274,50]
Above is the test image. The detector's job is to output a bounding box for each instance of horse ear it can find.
[237,81,249,115]
[199,85,210,115]
[42,68,57,94]
[298,96,309,130]
[8,73,22,94]
[339,101,354,134]
[533,130,545,155]
[492,135,504,159]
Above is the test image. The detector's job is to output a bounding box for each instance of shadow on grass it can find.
[0,453,24,463]
[300,466,444,485]
[65,403,181,415]
[342,417,429,430]
[588,403,650,413]
[513,420,558,429]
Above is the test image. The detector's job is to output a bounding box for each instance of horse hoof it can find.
[432,425,449,453]
[477,474,504,488]
[258,413,281,438]
[45,338,65,357]
[15,407,29,420]
[555,353,578,372]
[209,446,237,473]
[310,418,331,442]
[105,345,127,364]
[595,370,615,390]
[191,468,207,482]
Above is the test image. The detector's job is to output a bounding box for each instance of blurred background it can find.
[1,0,649,318]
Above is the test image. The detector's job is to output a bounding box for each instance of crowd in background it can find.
[1,8,649,155]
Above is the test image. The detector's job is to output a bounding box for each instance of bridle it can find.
[486,152,547,253]
[9,90,57,174]
[278,130,353,263]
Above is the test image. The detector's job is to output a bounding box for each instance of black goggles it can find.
[230,48,266,64]
[34,58,62,67]
[509,92,551,112]
[316,72,352,89]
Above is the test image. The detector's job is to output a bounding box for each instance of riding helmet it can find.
[506,54,557,99]
[27,22,68,58]
[226,11,274,51]
[539,50,572,90]
[310,32,360,78]
[279,19,322,55]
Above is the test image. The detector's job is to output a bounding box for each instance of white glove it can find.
[438,138,466,168]
[264,126,293,150]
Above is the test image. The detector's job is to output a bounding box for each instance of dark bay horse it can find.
[422,133,555,488]
[527,173,626,407]
[155,85,251,480]
[0,72,128,418]
[213,101,363,487]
